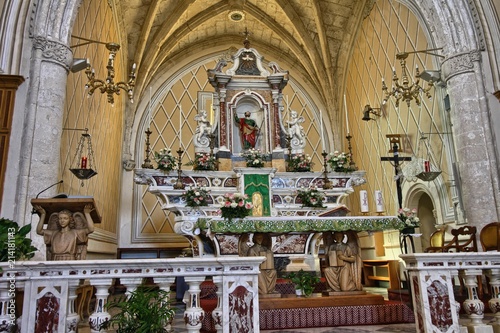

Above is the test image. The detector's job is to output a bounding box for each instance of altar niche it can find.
[229,93,270,154]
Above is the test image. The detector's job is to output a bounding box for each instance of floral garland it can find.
[327,151,354,172]
[187,152,217,171]
[219,192,253,220]
[154,148,177,172]
[288,153,313,172]
[296,186,325,208]
[242,148,266,168]
[182,187,210,207]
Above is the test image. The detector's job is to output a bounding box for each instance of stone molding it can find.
[32,36,72,71]
[441,49,481,82]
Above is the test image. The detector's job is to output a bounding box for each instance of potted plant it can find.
[286,269,320,297]
[0,218,38,264]
[100,283,176,333]
[288,153,313,172]
[242,148,267,167]
[182,186,210,207]
[327,151,355,172]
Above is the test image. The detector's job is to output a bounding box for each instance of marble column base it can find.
[465,324,494,333]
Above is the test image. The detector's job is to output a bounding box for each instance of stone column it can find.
[183,277,205,333]
[16,35,72,255]
[441,50,500,228]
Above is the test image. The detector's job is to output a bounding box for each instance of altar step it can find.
[258,293,414,331]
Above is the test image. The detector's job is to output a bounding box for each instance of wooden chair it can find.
[424,226,477,253]
[424,228,446,252]
[480,222,500,251]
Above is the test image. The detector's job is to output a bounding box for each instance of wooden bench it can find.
[362,259,400,290]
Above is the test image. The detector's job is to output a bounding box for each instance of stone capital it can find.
[441,50,481,82]
[32,36,72,71]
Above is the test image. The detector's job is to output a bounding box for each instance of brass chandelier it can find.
[84,42,136,105]
[382,48,442,107]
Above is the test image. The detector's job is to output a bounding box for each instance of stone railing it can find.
[401,252,500,333]
[0,257,264,333]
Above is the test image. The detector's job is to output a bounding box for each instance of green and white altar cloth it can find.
[197,216,405,234]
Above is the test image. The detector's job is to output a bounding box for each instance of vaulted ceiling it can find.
[115,0,373,108]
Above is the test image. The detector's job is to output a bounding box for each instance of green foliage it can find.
[286,269,320,297]
[100,284,176,333]
[0,218,37,262]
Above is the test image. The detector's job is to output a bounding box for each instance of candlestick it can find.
[360,190,369,213]
[375,190,384,213]
[344,94,350,135]
[141,128,153,169]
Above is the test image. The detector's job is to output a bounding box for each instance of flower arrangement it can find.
[242,148,267,168]
[288,153,313,172]
[219,192,253,220]
[182,186,210,207]
[296,186,325,208]
[327,151,354,172]
[187,152,217,171]
[398,207,420,234]
[398,208,420,227]
[154,148,177,172]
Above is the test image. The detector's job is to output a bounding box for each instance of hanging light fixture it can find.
[69,129,97,186]
[382,48,443,107]
[84,42,136,105]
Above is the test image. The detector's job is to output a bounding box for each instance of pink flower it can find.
[238,201,244,207]
[245,203,253,209]
[224,201,231,207]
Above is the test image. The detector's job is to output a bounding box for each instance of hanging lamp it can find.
[70,129,98,185]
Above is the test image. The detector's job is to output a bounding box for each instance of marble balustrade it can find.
[0,256,264,333]
[401,252,500,333]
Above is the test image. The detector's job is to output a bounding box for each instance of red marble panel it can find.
[35,292,60,333]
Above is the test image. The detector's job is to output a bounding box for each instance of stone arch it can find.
[403,182,439,252]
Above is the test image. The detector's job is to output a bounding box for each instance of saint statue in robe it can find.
[234,111,259,149]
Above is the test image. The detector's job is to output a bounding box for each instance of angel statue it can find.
[286,110,306,148]
[35,204,95,260]
[323,231,363,292]
[194,110,212,148]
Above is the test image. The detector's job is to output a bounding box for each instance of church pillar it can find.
[16,36,72,254]
[441,50,500,228]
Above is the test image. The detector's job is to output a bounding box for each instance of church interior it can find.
[1,0,500,332]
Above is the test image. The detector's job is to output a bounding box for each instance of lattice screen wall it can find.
[62,0,122,235]
[344,1,455,248]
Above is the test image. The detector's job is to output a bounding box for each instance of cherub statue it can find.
[323,231,363,292]
[194,110,212,147]
[286,110,305,147]
[34,204,95,260]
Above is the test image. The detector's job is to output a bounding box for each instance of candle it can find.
[148,87,152,128]
[179,105,182,148]
[81,156,88,169]
[320,110,325,151]
[424,160,430,172]
[360,190,369,213]
[344,94,349,135]
[375,190,384,212]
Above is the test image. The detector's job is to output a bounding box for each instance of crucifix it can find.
[380,135,411,209]
[380,135,413,253]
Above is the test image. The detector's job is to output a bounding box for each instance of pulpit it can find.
[31,197,101,260]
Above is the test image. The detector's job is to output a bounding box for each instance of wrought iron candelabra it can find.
[173,147,185,189]
[321,151,332,189]
[141,128,154,169]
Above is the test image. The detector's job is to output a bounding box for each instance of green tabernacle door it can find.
[243,174,271,217]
